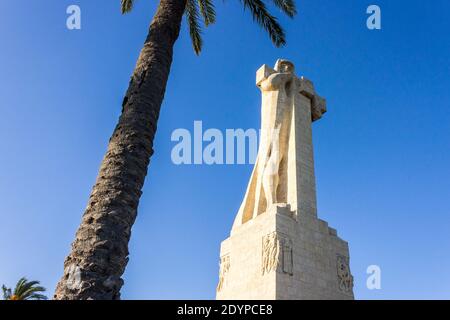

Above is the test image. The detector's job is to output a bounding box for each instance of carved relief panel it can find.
[336,255,353,293]
[262,232,293,276]
[217,254,230,292]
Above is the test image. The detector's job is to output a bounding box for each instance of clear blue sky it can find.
[0,0,449,300]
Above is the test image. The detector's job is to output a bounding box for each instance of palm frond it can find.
[27,292,48,301]
[240,0,286,47]
[2,285,12,300]
[272,0,296,18]
[13,277,29,297]
[11,278,47,300]
[20,285,47,300]
[198,0,216,26]
[121,0,135,14]
[185,0,203,55]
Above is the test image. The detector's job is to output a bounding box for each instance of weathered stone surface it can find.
[216,60,354,300]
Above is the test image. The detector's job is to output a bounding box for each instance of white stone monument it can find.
[216,59,354,300]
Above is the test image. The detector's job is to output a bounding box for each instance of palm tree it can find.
[2,278,47,300]
[54,0,297,300]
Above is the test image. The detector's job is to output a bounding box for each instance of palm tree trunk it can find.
[54,0,187,300]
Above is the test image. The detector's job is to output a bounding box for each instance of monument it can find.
[216,59,354,300]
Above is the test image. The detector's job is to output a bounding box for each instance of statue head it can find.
[274,59,295,74]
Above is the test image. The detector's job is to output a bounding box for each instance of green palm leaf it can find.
[272,0,296,18]
[121,0,135,14]
[3,277,48,300]
[2,285,12,300]
[20,285,48,300]
[185,0,203,55]
[240,0,286,47]
[118,0,294,52]
[198,0,216,25]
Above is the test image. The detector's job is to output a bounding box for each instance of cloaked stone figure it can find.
[232,59,326,230]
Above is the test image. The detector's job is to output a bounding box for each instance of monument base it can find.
[216,205,354,300]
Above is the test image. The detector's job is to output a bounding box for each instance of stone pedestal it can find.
[216,205,353,300]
